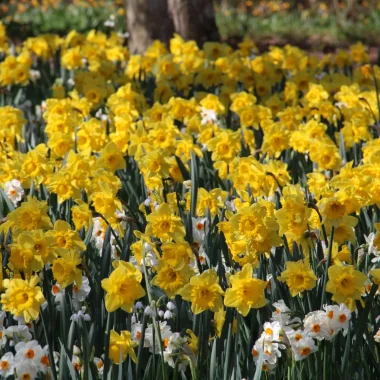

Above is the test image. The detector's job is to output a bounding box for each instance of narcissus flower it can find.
[291,335,318,361]
[138,150,171,179]
[319,197,347,227]
[323,303,351,334]
[160,241,194,270]
[46,170,80,204]
[278,260,317,297]
[71,200,92,231]
[0,352,14,378]
[109,330,138,364]
[9,232,45,275]
[51,249,83,288]
[224,264,267,316]
[186,329,198,356]
[101,261,145,312]
[228,203,282,254]
[47,220,86,252]
[152,260,193,298]
[199,93,225,114]
[90,182,123,219]
[206,130,241,163]
[370,268,380,284]
[185,187,227,217]
[1,276,45,323]
[303,311,330,341]
[327,243,352,265]
[145,203,185,242]
[61,47,84,70]
[27,229,56,265]
[4,179,24,206]
[326,264,367,305]
[178,269,224,314]
[97,142,126,172]
[7,196,52,234]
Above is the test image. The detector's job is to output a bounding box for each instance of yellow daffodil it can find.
[1,276,45,323]
[224,264,267,316]
[278,260,317,297]
[178,269,224,314]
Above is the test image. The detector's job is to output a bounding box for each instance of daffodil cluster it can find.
[0,21,380,379]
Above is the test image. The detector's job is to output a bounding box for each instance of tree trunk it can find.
[126,0,220,53]
[167,0,220,46]
[126,0,175,54]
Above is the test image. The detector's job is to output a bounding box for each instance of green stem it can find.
[323,342,328,380]
[321,226,334,309]
[350,284,379,376]
[372,65,380,124]
[142,244,168,380]
[40,309,58,380]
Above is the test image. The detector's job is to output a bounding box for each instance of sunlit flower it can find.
[224,264,267,316]
[178,269,224,314]
[109,330,138,364]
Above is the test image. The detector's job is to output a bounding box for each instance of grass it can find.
[216,9,380,50]
[4,1,126,38]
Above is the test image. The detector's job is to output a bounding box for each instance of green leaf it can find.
[253,348,264,380]
[136,314,147,379]
[118,346,123,380]
[67,317,76,357]
[79,318,93,380]
[40,307,58,380]
[210,338,217,380]
[0,188,15,213]
[142,356,153,380]
[84,223,94,246]
[223,323,233,380]
[190,151,199,217]
[59,338,77,380]
[102,312,114,380]
[175,155,190,181]
[59,293,71,349]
